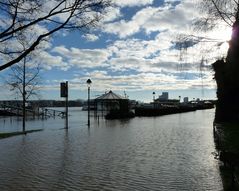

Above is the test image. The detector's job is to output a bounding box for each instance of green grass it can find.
[0,129,43,139]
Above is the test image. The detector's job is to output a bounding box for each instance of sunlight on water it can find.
[0,108,222,191]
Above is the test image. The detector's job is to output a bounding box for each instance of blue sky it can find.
[0,0,232,102]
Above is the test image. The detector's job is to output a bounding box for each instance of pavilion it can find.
[94,90,130,117]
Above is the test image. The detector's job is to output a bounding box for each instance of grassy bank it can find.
[214,122,239,190]
[0,129,43,139]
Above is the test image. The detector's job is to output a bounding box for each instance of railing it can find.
[0,104,66,118]
[41,108,66,118]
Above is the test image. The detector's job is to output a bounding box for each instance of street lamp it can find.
[86,79,92,126]
[153,92,155,109]
[152,92,155,101]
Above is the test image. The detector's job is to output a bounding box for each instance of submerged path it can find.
[0,129,43,139]
[0,108,222,191]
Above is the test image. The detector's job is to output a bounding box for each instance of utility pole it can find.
[23,57,26,133]
[61,81,68,129]
[65,81,68,129]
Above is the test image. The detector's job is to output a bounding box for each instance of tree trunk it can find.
[213,18,239,122]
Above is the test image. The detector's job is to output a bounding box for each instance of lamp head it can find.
[86,79,92,87]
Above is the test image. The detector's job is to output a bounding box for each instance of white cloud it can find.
[38,51,70,71]
[103,6,122,22]
[30,1,223,96]
[67,69,215,93]
[82,34,99,42]
[52,46,111,69]
[103,6,160,38]
[103,1,200,38]
[113,0,154,7]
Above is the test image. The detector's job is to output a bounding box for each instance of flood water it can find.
[0,108,223,191]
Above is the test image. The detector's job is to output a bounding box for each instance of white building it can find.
[158,92,169,101]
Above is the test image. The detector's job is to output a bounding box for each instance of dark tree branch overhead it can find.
[175,0,239,53]
[0,0,111,71]
[193,0,239,122]
[6,33,41,102]
[199,0,239,28]
[211,0,233,26]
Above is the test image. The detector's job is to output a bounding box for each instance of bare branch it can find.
[0,0,111,71]
[211,0,233,26]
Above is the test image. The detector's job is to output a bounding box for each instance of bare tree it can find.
[7,59,41,100]
[196,0,239,122]
[196,0,238,29]
[7,58,41,132]
[5,32,42,132]
[0,0,111,71]
[173,1,239,121]
[175,0,237,54]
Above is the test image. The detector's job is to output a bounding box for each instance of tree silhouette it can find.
[0,0,111,71]
[6,50,41,132]
[175,1,239,122]
[197,0,239,122]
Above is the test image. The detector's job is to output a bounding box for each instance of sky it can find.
[0,0,232,102]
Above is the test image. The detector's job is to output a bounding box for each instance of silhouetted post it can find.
[153,92,155,109]
[153,92,155,101]
[65,81,68,129]
[22,57,26,132]
[86,79,92,127]
[41,108,44,119]
[61,81,68,129]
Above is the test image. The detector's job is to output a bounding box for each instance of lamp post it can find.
[153,92,155,101]
[153,92,155,109]
[86,79,92,126]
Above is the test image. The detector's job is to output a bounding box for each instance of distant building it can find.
[154,92,179,108]
[183,97,189,103]
[158,92,168,101]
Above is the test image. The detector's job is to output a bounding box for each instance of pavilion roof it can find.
[95,90,127,100]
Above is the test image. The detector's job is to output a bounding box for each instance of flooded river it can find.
[0,108,223,190]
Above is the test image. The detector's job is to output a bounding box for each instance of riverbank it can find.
[0,129,43,139]
[214,123,239,190]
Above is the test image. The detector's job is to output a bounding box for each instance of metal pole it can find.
[23,57,26,132]
[88,86,90,126]
[65,81,68,129]
[153,92,155,109]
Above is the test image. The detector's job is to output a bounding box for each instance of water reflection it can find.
[0,108,223,190]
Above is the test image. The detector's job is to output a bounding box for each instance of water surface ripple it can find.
[0,108,222,190]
